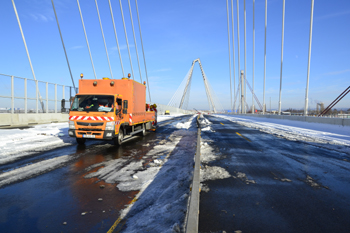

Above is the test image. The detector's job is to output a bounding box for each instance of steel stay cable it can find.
[127,0,142,83]
[226,0,233,113]
[11,0,45,111]
[231,0,236,113]
[119,0,135,80]
[76,0,97,79]
[94,0,113,79]
[319,86,350,116]
[51,0,76,94]
[135,0,151,101]
[108,0,125,78]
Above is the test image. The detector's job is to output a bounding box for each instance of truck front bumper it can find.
[69,129,115,140]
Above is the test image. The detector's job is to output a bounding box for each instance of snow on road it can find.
[84,115,196,232]
[0,115,184,166]
[215,115,350,147]
[0,154,75,188]
[199,115,232,193]
[0,123,74,165]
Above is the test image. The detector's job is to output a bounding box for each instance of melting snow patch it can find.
[200,165,231,182]
[200,140,222,163]
[304,175,328,189]
[174,115,196,129]
[232,171,256,184]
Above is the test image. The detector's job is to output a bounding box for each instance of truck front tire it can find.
[114,129,123,146]
[76,138,86,145]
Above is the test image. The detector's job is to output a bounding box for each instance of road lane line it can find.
[236,132,251,142]
[220,123,224,125]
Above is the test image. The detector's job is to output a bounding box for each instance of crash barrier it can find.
[147,102,192,115]
[0,73,77,114]
[185,115,201,232]
[228,114,350,127]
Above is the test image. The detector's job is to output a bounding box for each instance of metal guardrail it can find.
[0,73,77,114]
[185,115,201,232]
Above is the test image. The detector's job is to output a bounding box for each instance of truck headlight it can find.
[105,121,115,131]
[69,121,75,129]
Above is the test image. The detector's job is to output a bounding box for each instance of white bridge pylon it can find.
[168,58,224,113]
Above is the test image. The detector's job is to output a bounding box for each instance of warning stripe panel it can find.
[69,116,114,121]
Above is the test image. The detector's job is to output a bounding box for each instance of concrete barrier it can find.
[0,113,68,127]
[227,114,350,126]
[185,115,201,233]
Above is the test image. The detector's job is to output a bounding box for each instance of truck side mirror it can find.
[123,100,128,114]
[61,99,65,112]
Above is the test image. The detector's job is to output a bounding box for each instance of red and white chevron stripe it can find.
[69,116,114,121]
[129,113,132,125]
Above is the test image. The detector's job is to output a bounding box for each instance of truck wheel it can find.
[140,123,146,136]
[76,138,86,145]
[114,129,123,146]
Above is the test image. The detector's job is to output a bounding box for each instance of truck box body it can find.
[68,78,155,144]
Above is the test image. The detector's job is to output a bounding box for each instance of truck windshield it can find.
[70,95,114,112]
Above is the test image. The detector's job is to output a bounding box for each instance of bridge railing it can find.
[0,73,77,114]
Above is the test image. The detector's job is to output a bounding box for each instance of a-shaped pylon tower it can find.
[168,58,223,113]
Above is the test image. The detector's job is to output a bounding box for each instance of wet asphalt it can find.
[0,115,193,233]
[198,115,350,233]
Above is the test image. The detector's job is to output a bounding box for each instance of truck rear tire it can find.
[114,129,123,146]
[140,123,146,136]
[76,138,86,145]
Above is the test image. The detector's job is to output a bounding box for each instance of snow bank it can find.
[215,115,350,146]
[0,123,73,165]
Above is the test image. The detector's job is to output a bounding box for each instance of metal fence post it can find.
[24,78,27,114]
[55,84,57,113]
[46,82,49,113]
[11,76,14,114]
[36,80,39,113]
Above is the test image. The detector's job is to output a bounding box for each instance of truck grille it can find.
[78,128,103,131]
[77,122,104,126]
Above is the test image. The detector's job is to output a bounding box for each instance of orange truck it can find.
[68,76,156,145]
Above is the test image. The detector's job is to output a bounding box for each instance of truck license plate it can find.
[83,134,95,138]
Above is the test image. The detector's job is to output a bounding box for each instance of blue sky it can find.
[0,0,349,111]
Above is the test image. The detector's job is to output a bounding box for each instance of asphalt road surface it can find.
[199,115,350,233]
[0,115,193,233]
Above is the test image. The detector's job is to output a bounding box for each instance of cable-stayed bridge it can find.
[1,1,350,233]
